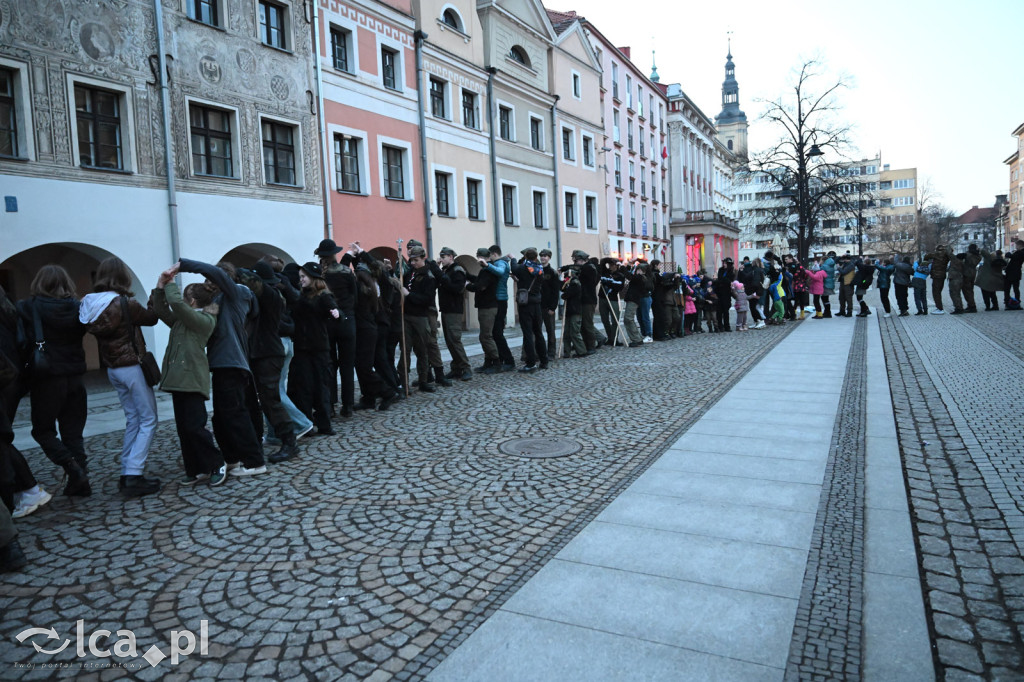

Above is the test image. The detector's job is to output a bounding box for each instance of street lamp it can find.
[843,182,868,257]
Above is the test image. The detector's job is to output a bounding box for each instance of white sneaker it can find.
[642,336,653,343]
[930,309,945,315]
[225,461,243,472]
[754,321,766,329]
[12,487,52,519]
[232,464,267,476]
[883,313,891,318]
[296,423,315,440]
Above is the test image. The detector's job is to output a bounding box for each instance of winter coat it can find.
[403,266,437,317]
[732,286,749,312]
[976,251,1005,292]
[79,293,158,370]
[792,267,809,294]
[511,259,544,306]
[435,262,467,314]
[806,269,826,296]
[924,249,951,278]
[561,276,582,316]
[822,258,837,292]
[578,262,599,306]
[894,262,915,286]
[484,258,511,302]
[151,283,217,398]
[854,262,876,290]
[178,259,258,371]
[18,296,87,377]
[623,271,646,304]
[962,250,981,282]
[1005,248,1024,279]
[683,285,696,315]
[323,262,357,315]
[249,281,286,360]
[292,290,338,352]
[540,266,561,311]
[875,264,895,289]
[467,266,498,309]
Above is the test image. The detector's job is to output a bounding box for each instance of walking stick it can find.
[600,284,628,347]
[397,239,409,398]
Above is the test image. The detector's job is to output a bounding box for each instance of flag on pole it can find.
[661,146,668,159]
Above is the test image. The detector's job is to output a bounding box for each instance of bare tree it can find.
[750,59,856,261]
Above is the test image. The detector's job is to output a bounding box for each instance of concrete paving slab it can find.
[501,560,799,670]
[628,469,822,514]
[866,464,910,512]
[666,434,827,461]
[650,449,827,485]
[427,610,782,682]
[863,573,935,681]
[558,522,808,598]
[865,507,919,578]
[685,420,834,444]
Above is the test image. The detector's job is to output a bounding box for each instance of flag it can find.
[661,146,668,159]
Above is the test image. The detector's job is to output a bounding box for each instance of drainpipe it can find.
[153,0,179,262]
[486,67,500,248]
[311,0,332,239]
[550,95,561,265]
[414,30,433,256]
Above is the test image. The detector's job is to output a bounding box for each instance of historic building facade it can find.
[0,0,323,365]
[1003,121,1024,248]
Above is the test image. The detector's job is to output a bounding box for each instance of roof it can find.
[545,9,577,35]
[956,206,998,225]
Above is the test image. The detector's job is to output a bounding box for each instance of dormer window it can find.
[441,8,464,32]
[508,46,529,67]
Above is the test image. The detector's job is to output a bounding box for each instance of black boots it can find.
[268,437,297,464]
[823,304,832,318]
[0,537,27,573]
[857,301,870,317]
[62,460,91,497]
[119,475,161,498]
[433,366,453,387]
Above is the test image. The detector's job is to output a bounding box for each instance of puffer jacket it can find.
[875,264,895,289]
[152,283,217,398]
[822,258,836,291]
[924,248,951,278]
[976,250,1005,292]
[17,296,87,377]
[894,262,914,286]
[81,293,158,369]
[806,269,826,296]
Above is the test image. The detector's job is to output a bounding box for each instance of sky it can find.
[570,0,1023,215]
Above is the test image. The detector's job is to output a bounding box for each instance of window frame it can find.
[532,189,547,229]
[563,187,579,230]
[561,125,575,162]
[439,6,465,32]
[187,99,238,179]
[432,165,457,218]
[571,70,582,100]
[0,60,33,160]
[67,74,136,173]
[461,89,478,129]
[529,114,544,151]
[187,0,223,28]
[582,133,594,168]
[381,46,399,90]
[330,24,356,74]
[465,173,486,221]
[501,182,518,226]
[259,115,302,187]
[378,136,414,201]
[497,101,514,141]
[429,77,448,119]
[584,192,599,232]
[258,0,289,51]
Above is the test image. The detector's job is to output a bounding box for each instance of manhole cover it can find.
[499,437,581,459]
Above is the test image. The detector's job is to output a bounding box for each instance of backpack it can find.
[1008,298,1021,311]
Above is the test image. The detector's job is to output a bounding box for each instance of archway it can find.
[368,246,399,269]
[0,242,150,371]
[219,242,299,268]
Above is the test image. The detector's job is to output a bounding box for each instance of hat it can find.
[300,262,324,279]
[539,248,552,257]
[314,239,343,256]
[253,261,277,284]
[476,247,491,258]
[439,247,457,257]
[407,246,427,259]
[571,249,589,261]
[407,239,423,249]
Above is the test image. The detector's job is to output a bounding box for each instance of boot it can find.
[799,310,806,320]
[857,301,870,317]
[813,312,823,319]
[0,537,27,573]
[268,437,297,464]
[433,366,453,387]
[823,304,832,318]
[119,475,161,498]
[62,460,92,497]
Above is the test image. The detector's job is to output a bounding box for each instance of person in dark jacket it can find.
[976,249,1006,311]
[539,249,561,356]
[874,259,895,317]
[317,239,357,417]
[289,262,340,434]
[923,244,951,313]
[714,258,736,331]
[1003,239,1024,306]
[575,251,605,351]
[511,248,548,372]
[947,253,966,314]
[598,258,625,345]
[560,266,586,357]
[401,247,438,392]
[621,262,646,346]
[466,247,501,373]
[178,257,265,475]
[429,247,471,382]
[893,257,915,316]
[80,257,161,497]
[853,258,876,317]
[16,267,89,498]
[961,244,981,313]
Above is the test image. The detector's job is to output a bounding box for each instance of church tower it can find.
[715,41,748,161]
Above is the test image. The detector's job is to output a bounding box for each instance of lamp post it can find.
[844,182,866,257]
[776,143,823,261]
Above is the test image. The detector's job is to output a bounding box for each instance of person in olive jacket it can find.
[923,244,951,313]
[151,266,226,486]
[976,249,1006,311]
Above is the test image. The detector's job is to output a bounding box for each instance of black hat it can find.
[539,248,552,257]
[476,247,491,258]
[439,246,457,257]
[315,239,343,256]
[300,262,324,279]
[253,261,277,284]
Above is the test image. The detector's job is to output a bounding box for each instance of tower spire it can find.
[650,48,659,83]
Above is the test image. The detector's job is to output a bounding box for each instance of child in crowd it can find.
[732,280,750,331]
[768,270,786,325]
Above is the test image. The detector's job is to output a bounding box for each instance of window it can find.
[187,0,220,27]
[561,127,574,160]
[330,27,352,72]
[614,155,622,187]
[572,72,581,99]
[893,196,914,207]
[637,85,643,117]
[334,133,360,193]
[467,178,482,219]
[189,104,233,177]
[499,106,512,141]
[626,75,633,109]
[0,69,17,158]
[430,78,447,119]
[616,198,623,230]
[564,191,577,228]
[533,191,545,228]
[879,180,892,190]
[435,171,450,216]
[611,63,619,100]
[630,202,636,233]
[382,145,405,199]
[613,110,620,144]
[262,119,297,185]
[259,1,287,50]
[629,161,635,192]
[381,47,398,90]
[582,135,593,166]
[508,46,529,67]
[502,184,517,225]
[893,178,915,189]
[441,8,463,31]
[530,116,543,150]
[75,84,123,170]
[585,196,597,231]
[627,120,634,151]
[462,90,478,129]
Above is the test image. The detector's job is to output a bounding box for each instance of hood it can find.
[79,292,119,324]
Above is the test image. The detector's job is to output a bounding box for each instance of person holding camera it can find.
[511,248,548,372]
[539,249,561,357]
[560,266,587,357]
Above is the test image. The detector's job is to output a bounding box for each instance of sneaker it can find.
[754,321,766,329]
[296,423,315,440]
[628,341,643,347]
[930,309,945,315]
[119,475,161,498]
[179,473,209,486]
[642,336,653,343]
[518,365,536,373]
[12,487,52,519]
[263,436,282,447]
[209,465,228,487]
[883,313,891,318]
[226,461,243,472]
[232,464,267,476]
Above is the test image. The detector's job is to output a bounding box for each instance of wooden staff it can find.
[600,283,628,347]
[397,238,409,398]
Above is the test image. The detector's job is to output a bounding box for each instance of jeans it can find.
[639,296,653,337]
[171,392,223,477]
[271,337,313,436]
[493,300,514,365]
[29,373,87,469]
[912,279,928,313]
[894,283,909,313]
[213,367,264,467]
[108,365,158,476]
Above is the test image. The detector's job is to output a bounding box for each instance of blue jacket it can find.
[179,258,257,371]
[912,261,930,281]
[486,258,510,302]
[822,257,836,291]
[875,263,894,289]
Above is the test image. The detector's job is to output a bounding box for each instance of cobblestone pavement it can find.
[1,324,795,680]
[879,310,1024,679]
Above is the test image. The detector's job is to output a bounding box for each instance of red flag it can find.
[661,146,668,159]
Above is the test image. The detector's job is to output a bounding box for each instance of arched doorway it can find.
[368,246,399,270]
[219,243,299,268]
[0,243,150,371]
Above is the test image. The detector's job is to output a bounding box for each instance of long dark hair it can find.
[31,265,77,298]
[93,256,133,296]
[356,268,378,312]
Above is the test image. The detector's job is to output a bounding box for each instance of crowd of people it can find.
[2,237,1022,572]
